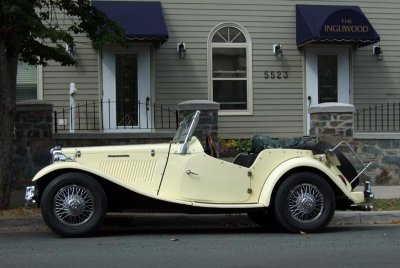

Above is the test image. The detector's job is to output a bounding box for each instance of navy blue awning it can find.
[296,5,380,47]
[92,1,168,43]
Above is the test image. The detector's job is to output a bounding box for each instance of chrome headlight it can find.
[50,146,66,163]
[25,186,37,209]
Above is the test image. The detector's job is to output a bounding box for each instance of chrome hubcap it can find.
[288,183,324,223]
[54,185,95,226]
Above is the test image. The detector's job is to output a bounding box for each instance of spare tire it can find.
[310,141,359,189]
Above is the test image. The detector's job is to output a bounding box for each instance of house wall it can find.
[41,0,400,139]
[352,2,400,107]
[156,0,400,138]
[158,0,304,138]
[43,33,99,108]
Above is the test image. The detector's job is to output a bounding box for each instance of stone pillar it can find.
[13,100,54,191]
[177,100,220,145]
[309,103,355,144]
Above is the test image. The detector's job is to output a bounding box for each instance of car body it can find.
[26,111,373,237]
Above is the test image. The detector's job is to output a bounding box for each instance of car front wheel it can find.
[274,172,335,233]
[40,172,107,237]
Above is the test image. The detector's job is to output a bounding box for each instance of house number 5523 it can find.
[264,71,288,79]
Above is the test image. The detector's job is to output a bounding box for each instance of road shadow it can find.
[97,213,390,237]
[100,213,267,236]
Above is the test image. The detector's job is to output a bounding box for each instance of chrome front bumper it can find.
[25,186,37,209]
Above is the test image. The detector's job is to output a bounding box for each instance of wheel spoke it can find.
[288,183,324,223]
[53,184,95,226]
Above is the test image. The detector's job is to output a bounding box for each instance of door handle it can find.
[308,96,312,107]
[186,170,198,176]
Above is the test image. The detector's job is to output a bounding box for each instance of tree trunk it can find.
[0,29,19,209]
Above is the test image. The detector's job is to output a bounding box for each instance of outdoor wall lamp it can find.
[177,42,186,59]
[66,43,75,57]
[373,45,383,61]
[273,43,283,60]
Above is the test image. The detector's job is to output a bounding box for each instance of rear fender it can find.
[258,157,361,206]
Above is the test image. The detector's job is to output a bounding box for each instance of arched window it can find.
[208,23,252,114]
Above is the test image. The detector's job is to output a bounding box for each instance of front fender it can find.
[33,162,152,199]
[33,162,109,182]
[32,162,193,206]
[258,157,362,206]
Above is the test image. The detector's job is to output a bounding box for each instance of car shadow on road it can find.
[97,213,386,237]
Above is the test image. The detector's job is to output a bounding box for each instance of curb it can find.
[1,211,399,233]
[0,216,47,233]
[331,211,400,226]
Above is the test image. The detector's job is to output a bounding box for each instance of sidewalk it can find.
[354,185,400,199]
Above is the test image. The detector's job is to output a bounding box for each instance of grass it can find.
[370,199,400,211]
[0,199,400,217]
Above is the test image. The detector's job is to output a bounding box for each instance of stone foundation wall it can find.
[14,100,54,189]
[351,139,400,185]
[310,103,400,185]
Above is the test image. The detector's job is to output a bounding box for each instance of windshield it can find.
[172,111,200,143]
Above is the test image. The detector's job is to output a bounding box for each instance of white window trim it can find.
[207,22,253,116]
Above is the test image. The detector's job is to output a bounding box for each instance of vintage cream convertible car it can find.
[25,111,373,237]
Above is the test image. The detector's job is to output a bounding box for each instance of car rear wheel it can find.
[274,172,335,233]
[40,172,107,237]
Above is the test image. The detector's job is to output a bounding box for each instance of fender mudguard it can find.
[258,157,364,206]
[32,162,193,206]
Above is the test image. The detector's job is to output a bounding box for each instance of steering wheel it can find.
[206,134,218,157]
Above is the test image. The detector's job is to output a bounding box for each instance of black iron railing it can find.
[355,103,400,132]
[53,100,178,133]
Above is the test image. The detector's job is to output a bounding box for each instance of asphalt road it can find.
[0,216,399,268]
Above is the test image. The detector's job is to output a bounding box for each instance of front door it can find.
[178,154,251,203]
[102,47,151,131]
[305,47,350,133]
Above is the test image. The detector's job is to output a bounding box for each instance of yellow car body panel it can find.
[256,156,363,206]
[32,143,193,205]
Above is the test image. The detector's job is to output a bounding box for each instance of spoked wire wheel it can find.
[274,172,335,233]
[41,172,107,237]
[54,184,95,226]
[288,183,324,223]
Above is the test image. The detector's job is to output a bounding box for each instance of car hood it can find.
[60,143,172,161]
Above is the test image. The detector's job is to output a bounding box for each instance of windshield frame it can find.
[173,110,201,154]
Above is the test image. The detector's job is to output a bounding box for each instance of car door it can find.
[178,154,251,203]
